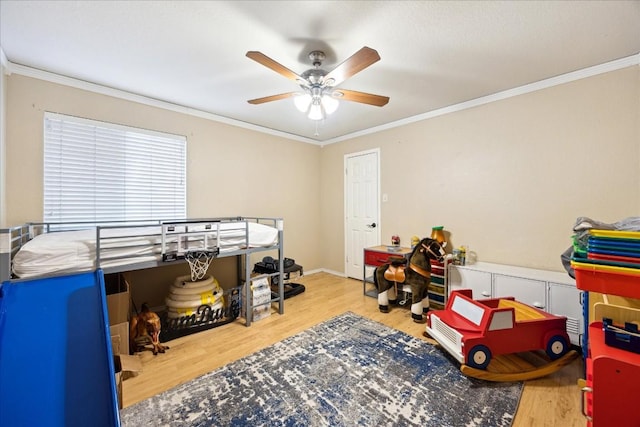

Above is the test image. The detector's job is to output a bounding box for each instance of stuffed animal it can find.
[130,303,168,355]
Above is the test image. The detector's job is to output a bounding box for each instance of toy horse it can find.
[374,237,445,323]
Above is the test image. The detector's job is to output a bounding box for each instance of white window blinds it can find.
[43,112,186,224]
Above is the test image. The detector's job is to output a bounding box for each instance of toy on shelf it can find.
[425,289,577,381]
[430,226,447,248]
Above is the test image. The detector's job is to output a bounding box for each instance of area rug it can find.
[121,312,522,426]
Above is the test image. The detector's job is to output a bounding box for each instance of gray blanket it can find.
[561,216,640,278]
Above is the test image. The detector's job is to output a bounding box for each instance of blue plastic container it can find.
[0,270,119,427]
[603,318,640,355]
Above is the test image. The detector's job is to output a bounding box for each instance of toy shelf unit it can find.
[253,256,305,300]
[427,258,446,310]
[362,245,412,298]
[447,261,583,346]
[572,229,640,427]
[583,323,640,427]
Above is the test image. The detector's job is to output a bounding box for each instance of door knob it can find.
[367,223,377,228]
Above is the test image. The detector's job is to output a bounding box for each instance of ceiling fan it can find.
[246,46,390,121]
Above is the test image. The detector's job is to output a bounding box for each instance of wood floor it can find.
[123,272,586,426]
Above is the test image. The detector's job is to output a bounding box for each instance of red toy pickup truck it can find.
[426,289,570,369]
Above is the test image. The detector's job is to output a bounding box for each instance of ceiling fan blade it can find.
[323,47,381,87]
[247,92,298,105]
[246,51,304,83]
[333,89,389,107]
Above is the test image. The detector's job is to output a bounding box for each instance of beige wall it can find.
[321,66,640,272]
[5,66,639,278]
[5,74,322,272]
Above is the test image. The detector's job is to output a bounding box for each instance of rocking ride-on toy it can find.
[425,289,578,382]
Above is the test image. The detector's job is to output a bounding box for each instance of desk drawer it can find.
[364,250,405,267]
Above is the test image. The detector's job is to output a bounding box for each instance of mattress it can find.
[12,221,279,278]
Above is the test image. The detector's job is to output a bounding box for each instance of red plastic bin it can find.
[572,260,640,299]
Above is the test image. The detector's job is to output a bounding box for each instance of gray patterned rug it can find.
[121,312,522,426]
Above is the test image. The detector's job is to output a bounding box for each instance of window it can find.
[43,112,186,224]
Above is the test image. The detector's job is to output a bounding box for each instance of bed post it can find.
[0,241,10,283]
[0,226,22,282]
[244,246,253,327]
[277,219,284,315]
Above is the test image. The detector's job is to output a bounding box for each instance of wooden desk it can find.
[362,245,412,297]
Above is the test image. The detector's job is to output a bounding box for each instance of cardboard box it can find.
[112,354,142,409]
[105,274,130,325]
[110,321,130,357]
[111,328,141,409]
[106,274,139,409]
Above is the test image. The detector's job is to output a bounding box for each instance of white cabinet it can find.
[448,266,492,298]
[548,282,583,347]
[493,274,546,310]
[447,262,583,345]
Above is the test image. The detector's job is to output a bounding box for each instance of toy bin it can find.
[603,318,640,354]
[571,260,640,300]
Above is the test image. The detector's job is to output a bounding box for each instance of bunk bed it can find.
[1,216,285,425]
[0,216,285,327]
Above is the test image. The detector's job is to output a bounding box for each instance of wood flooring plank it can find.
[122,272,585,426]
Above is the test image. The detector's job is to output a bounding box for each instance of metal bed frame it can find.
[0,216,284,326]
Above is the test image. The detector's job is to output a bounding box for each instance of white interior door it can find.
[345,149,380,279]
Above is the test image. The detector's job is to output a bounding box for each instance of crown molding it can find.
[4,60,321,145]
[5,52,638,147]
[322,53,640,146]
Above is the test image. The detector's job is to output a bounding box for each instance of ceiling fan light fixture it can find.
[296,87,338,120]
[294,93,312,112]
[308,102,324,121]
[321,95,339,115]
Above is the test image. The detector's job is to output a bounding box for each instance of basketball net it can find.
[184,250,215,282]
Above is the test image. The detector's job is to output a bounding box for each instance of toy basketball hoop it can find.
[184,250,216,282]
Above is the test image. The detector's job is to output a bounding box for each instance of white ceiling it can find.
[1,1,639,144]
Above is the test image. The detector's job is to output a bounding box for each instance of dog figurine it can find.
[130,303,168,355]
